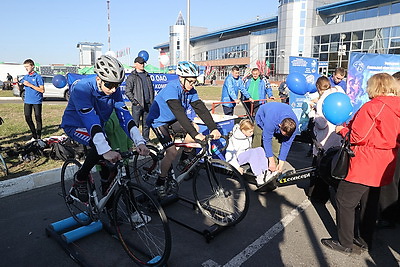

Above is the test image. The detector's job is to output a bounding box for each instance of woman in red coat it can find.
[321,73,400,255]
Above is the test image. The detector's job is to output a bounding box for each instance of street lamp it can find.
[338,33,346,68]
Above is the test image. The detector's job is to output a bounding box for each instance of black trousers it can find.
[131,104,150,142]
[24,103,42,139]
[336,180,380,248]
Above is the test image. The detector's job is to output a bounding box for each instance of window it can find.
[364,29,376,39]
[321,35,330,43]
[379,5,390,16]
[390,38,400,48]
[352,42,362,50]
[321,44,329,52]
[352,31,363,41]
[365,7,378,18]
[391,26,400,37]
[331,33,340,42]
[392,2,400,14]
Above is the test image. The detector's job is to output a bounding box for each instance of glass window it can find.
[300,11,306,19]
[321,44,329,52]
[270,42,276,49]
[391,26,400,37]
[321,35,330,43]
[392,2,400,14]
[366,7,378,17]
[352,42,362,50]
[363,40,373,50]
[300,20,305,27]
[329,52,338,61]
[300,29,305,35]
[379,5,390,16]
[330,43,338,52]
[389,48,400,54]
[313,53,319,58]
[343,33,351,42]
[383,38,390,49]
[382,27,391,38]
[314,36,320,44]
[331,33,340,43]
[353,10,366,20]
[320,53,328,61]
[352,31,363,41]
[344,12,355,21]
[313,45,319,53]
[265,43,270,49]
[390,38,400,47]
[364,29,376,39]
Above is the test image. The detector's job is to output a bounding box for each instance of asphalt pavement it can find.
[1,141,400,267]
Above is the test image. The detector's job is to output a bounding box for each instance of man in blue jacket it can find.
[255,102,298,173]
[329,67,347,91]
[220,66,253,115]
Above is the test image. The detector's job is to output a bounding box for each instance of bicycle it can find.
[132,135,250,227]
[0,117,8,177]
[60,151,171,266]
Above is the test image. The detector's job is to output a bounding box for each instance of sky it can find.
[0,0,279,67]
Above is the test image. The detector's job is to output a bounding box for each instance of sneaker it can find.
[256,171,278,187]
[71,177,89,203]
[25,137,36,144]
[156,185,167,198]
[131,211,151,226]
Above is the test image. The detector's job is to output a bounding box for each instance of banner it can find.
[288,56,319,132]
[347,52,400,113]
[120,73,179,102]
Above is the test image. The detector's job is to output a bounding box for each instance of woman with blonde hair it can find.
[321,73,400,254]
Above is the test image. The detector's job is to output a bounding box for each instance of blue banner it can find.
[288,56,319,132]
[347,52,400,113]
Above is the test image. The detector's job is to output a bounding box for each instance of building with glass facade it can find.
[154,0,400,82]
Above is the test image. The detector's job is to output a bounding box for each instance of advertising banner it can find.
[288,56,319,132]
[347,52,400,113]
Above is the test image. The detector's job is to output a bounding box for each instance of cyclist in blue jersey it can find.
[147,61,222,196]
[61,55,149,202]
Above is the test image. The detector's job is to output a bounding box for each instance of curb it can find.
[0,167,61,198]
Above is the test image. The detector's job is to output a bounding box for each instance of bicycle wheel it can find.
[60,159,92,226]
[193,159,250,227]
[0,154,8,177]
[113,183,171,266]
[131,145,160,186]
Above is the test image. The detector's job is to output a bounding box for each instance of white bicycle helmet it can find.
[176,61,199,77]
[94,55,125,83]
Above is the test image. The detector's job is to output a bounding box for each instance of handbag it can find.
[331,131,355,180]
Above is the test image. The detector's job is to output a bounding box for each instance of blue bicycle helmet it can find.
[176,61,199,77]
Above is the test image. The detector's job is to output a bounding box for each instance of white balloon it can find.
[159,54,169,66]
[105,50,117,58]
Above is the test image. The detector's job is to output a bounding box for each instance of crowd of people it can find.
[17,54,400,257]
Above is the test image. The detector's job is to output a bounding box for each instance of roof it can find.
[153,16,278,50]
[317,0,395,16]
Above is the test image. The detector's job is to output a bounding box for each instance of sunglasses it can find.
[103,81,121,89]
[185,78,197,85]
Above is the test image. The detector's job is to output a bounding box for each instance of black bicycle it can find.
[60,151,171,266]
[132,135,250,227]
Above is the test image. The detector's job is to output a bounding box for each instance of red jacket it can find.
[339,96,400,187]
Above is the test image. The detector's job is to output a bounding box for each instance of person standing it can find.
[244,68,274,115]
[329,67,347,91]
[6,73,13,82]
[125,56,154,142]
[220,66,253,115]
[20,59,44,142]
[321,73,400,254]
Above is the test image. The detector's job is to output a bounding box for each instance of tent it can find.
[145,64,168,73]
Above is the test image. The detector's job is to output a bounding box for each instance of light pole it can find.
[338,33,346,68]
[107,0,111,52]
[186,0,190,61]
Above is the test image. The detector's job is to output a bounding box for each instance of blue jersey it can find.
[20,72,44,104]
[255,102,298,161]
[61,76,133,139]
[147,79,200,128]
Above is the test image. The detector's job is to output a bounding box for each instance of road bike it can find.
[132,135,250,227]
[60,151,171,266]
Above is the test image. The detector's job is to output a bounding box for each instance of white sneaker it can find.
[264,171,279,184]
[25,137,36,144]
[255,173,266,186]
[131,211,151,225]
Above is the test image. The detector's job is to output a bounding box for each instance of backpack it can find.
[50,141,76,161]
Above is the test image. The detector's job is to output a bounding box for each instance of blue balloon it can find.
[52,75,67,88]
[322,92,353,125]
[286,72,308,95]
[138,50,149,62]
[307,82,318,93]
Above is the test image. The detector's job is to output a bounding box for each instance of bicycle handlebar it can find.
[194,134,230,157]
